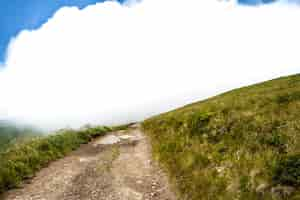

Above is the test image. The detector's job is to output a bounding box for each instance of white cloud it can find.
[0,0,300,130]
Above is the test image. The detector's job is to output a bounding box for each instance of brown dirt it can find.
[3,125,176,200]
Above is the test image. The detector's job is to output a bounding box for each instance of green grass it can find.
[0,121,41,152]
[0,125,126,194]
[142,74,300,200]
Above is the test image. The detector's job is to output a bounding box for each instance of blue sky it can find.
[0,0,125,63]
[239,0,300,5]
[239,0,276,5]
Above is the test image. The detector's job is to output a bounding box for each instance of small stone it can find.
[256,183,269,194]
[216,166,226,173]
[250,169,260,178]
[271,185,295,199]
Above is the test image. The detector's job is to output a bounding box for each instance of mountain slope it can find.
[143,74,300,200]
[0,121,41,151]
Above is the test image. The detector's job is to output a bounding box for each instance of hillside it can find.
[142,74,300,200]
[0,121,41,151]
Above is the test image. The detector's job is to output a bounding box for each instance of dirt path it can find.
[3,125,176,200]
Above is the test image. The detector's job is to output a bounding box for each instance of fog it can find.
[0,0,299,130]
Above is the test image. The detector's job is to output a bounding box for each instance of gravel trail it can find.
[3,125,176,200]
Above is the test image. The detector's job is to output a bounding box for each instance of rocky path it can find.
[3,125,176,200]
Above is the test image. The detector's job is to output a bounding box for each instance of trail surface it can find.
[4,125,176,200]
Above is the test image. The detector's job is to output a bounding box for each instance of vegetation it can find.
[0,121,41,152]
[110,122,136,132]
[142,74,300,200]
[273,154,300,187]
[0,125,122,194]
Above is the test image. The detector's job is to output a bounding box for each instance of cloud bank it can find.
[0,0,299,130]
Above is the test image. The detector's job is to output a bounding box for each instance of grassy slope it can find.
[143,74,300,200]
[0,121,41,152]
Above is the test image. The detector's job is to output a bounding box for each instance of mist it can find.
[0,0,299,130]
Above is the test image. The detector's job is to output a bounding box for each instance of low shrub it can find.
[276,91,300,104]
[186,112,213,137]
[259,132,288,153]
[273,154,300,186]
